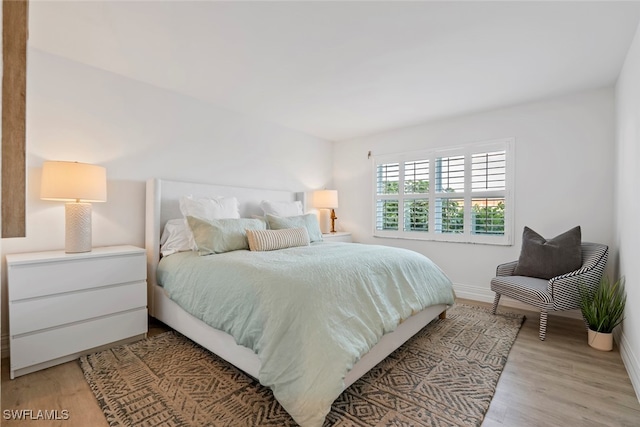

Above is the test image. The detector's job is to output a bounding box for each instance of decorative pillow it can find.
[513,226,582,280]
[186,216,266,255]
[260,200,304,217]
[265,213,323,243]
[160,218,197,256]
[180,195,240,221]
[251,215,269,228]
[246,227,310,252]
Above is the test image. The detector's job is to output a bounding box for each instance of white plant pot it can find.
[588,329,613,351]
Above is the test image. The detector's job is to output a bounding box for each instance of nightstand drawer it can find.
[11,308,147,372]
[10,281,147,336]
[9,253,145,301]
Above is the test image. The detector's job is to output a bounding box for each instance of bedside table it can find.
[322,231,353,243]
[7,245,148,379]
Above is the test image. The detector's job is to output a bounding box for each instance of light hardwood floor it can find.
[2,300,639,426]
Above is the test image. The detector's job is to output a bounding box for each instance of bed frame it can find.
[145,178,447,388]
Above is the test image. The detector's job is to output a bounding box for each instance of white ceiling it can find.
[29,1,640,142]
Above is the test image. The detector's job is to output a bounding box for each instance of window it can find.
[373,138,514,245]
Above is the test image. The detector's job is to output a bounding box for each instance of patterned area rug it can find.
[80,304,524,426]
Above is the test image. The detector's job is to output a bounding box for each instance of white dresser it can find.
[7,245,148,379]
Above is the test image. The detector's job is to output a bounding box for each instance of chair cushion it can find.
[513,226,582,280]
[491,276,553,308]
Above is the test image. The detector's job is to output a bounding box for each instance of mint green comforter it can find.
[157,242,455,427]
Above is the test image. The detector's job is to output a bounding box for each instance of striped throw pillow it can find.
[246,227,310,252]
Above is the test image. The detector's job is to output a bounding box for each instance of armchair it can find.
[490,242,608,340]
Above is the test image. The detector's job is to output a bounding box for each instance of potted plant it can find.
[579,276,626,351]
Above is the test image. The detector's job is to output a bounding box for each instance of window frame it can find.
[372,138,514,245]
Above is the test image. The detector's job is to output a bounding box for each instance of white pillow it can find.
[260,200,303,217]
[180,195,240,220]
[160,219,196,257]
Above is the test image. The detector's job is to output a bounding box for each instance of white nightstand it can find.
[7,245,148,379]
[322,231,353,243]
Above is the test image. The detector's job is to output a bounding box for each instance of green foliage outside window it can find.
[404,199,429,231]
[379,199,399,230]
[439,199,464,233]
[378,179,505,235]
[404,179,429,194]
[379,180,431,231]
[404,179,429,231]
[472,200,505,235]
[379,181,399,230]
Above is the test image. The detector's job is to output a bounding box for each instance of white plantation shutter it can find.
[373,138,514,245]
[376,163,399,195]
[375,162,400,231]
[404,160,429,194]
[403,159,429,232]
[435,155,465,193]
[472,151,506,191]
[470,148,508,238]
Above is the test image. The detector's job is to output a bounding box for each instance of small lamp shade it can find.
[313,190,339,209]
[41,161,107,253]
[41,161,107,202]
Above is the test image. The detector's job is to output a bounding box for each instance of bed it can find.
[145,178,455,427]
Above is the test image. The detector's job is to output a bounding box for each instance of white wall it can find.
[334,88,616,304]
[615,21,640,400]
[0,49,333,354]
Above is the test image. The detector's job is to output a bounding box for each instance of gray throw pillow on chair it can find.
[513,226,582,280]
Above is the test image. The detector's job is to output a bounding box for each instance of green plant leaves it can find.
[579,276,626,333]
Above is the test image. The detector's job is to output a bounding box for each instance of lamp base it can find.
[65,203,92,253]
[330,208,337,233]
[318,209,338,234]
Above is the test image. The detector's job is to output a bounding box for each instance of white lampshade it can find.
[41,161,107,253]
[41,161,107,202]
[313,190,339,209]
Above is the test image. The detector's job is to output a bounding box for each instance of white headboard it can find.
[145,178,304,312]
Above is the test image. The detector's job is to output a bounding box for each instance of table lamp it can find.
[41,161,107,253]
[313,190,339,233]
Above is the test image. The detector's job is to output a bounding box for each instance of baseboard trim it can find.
[452,282,582,319]
[453,282,494,304]
[617,329,640,403]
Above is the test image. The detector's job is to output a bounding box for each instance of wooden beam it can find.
[2,0,28,238]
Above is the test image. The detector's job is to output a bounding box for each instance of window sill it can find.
[372,233,513,246]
